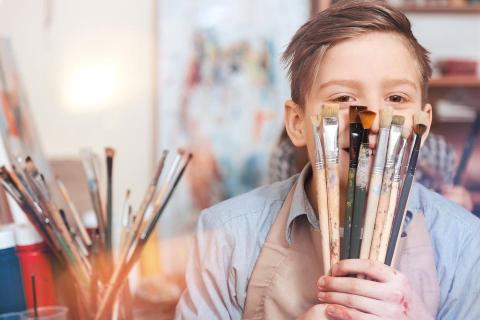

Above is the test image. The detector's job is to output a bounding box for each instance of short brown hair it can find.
[283,0,432,106]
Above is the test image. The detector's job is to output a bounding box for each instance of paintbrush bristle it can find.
[105,147,115,158]
[413,124,428,136]
[379,106,393,128]
[391,115,405,126]
[310,114,321,127]
[322,103,339,118]
[359,111,376,130]
[414,111,429,126]
[413,111,429,136]
[349,105,367,123]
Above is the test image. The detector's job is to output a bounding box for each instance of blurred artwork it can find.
[157,0,310,213]
[152,0,310,275]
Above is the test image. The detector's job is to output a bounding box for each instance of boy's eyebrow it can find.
[382,79,418,90]
[318,79,363,90]
[317,79,419,90]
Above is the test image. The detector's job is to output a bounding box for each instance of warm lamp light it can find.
[64,64,118,113]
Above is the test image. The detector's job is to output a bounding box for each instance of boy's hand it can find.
[316,259,433,320]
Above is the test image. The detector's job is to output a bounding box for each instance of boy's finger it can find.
[326,304,380,320]
[319,291,402,318]
[331,259,396,282]
[317,276,394,301]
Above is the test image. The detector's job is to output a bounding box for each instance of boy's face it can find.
[285,31,432,190]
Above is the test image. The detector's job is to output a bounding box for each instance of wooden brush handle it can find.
[379,179,400,263]
[316,167,331,273]
[369,167,395,262]
[385,174,414,265]
[326,163,340,267]
[342,167,356,260]
[359,173,383,259]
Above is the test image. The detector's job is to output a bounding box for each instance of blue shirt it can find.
[175,165,480,319]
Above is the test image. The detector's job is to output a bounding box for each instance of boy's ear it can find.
[421,103,433,144]
[284,99,307,147]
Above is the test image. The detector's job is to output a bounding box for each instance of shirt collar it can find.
[285,164,319,244]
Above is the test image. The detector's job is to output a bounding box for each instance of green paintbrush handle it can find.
[350,185,367,259]
[342,167,356,259]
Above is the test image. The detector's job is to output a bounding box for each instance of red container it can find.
[15,226,56,308]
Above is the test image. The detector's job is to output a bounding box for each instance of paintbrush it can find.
[385,111,429,266]
[349,110,376,259]
[3,167,68,259]
[321,103,340,267]
[310,114,331,273]
[95,151,191,320]
[0,167,61,255]
[123,150,168,256]
[378,128,408,263]
[138,151,183,237]
[342,105,367,260]
[360,106,392,259]
[24,158,91,281]
[80,149,106,244]
[57,178,93,249]
[119,189,131,252]
[105,147,115,254]
[26,160,91,267]
[369,115,405,261]
[141,151,192,239]
[60,208,90,258]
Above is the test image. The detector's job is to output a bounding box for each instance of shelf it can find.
[429,76,480,88]
[398,4,480,13]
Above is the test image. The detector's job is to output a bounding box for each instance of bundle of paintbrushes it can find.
[0,147,191,319]
[311,104,429,272]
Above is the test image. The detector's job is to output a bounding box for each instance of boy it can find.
[175,1,480,319]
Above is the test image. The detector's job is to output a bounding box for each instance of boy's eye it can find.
[388,95,406,103]
[332,95,355,103]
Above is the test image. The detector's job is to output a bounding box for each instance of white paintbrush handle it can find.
[378,179,400,263]
[316,167,331,274]
[360,172,383,259]
[326,163,340,267]
[369,167,394,261]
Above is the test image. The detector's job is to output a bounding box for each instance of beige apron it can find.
[243,184,440,320]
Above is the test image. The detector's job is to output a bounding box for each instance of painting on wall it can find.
[157,0,310,211]
[150,0,311,276]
